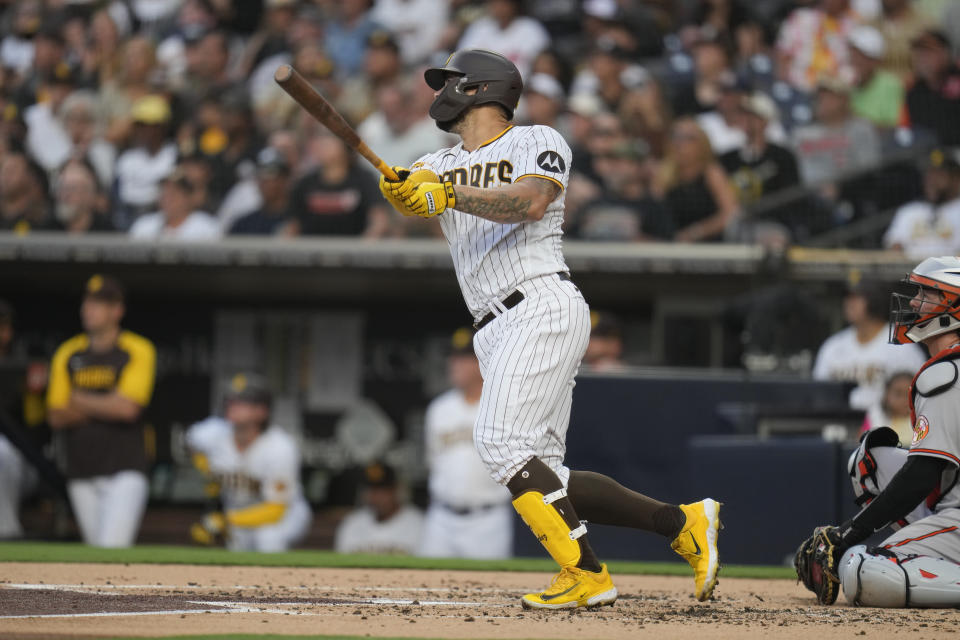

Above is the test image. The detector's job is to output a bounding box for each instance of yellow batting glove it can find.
[402,181,456,218]
[379,167,440,217]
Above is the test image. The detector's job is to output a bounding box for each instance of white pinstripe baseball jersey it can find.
[413,124,572,320]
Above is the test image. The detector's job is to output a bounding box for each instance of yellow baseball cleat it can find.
[671,498,722,601]
[521,564,618,610]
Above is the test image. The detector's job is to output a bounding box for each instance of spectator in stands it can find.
[82,8,126,90]
[732,16,778,91]
[812,278,925,410]
[684,0,754,44]
[60,91,117,188]
[208,90,262,206]
[0,152,53,233]
[0,0,42,78]
[530,49,573,94]
[776,0,858,92]
[371,0,450,66]
[569,140,672,241]
[16,19,68,111]
[177,150,218,216]
[418,328,512,559]
[153,1,220,94]
[457,0,550,79]
[571,36,644,114]
[228,148,293,236]
[338,30,404,127]
[905,29,960,146]
[113,95,178,229]
[672,30,737,117]
[287,132,391,238]
[565,110,626,215]
[519,73,565,128]
[324,0,384,78]
[792,76,881,188]
[334,461,424,555]
[720,93,802,237]
[252,33,335,132]
[584,0,665,59]
[696,72,788,156]
[872,0,933,79]
[99,35,157,147]
[181,29,236,111]
[861,371,914,446]
[128,168,221,241]
[654,118,740,242]
[564,92,604,161]
[618,73,672,158]
[238,0,297,81]
[884,148,960,258]
[583,312,626,372]
[52,160,114,234]
[24,62,80,174]
[47,275,156,547]
[356,79,454,178]
[848,25,905,128]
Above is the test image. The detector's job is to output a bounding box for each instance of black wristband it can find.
[838,519,873,548]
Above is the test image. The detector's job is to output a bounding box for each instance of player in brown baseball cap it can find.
[46,274,156,547]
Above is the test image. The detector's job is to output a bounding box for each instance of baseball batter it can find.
[186,374,311,552]
[796,256,960,607]
[379,49,721,609]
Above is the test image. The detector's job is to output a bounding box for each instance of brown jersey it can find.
[46,331,156,479]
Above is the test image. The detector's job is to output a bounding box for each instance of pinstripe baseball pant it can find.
[472,272,591,487]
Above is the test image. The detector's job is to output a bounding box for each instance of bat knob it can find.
[274,64,294,84]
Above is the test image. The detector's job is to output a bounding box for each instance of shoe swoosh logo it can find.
[689,532,702,556]
[539,582,581,601]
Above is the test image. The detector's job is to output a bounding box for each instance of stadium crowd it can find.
[0,0,958,247]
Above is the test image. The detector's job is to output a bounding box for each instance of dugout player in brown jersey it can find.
[46,275,156,547]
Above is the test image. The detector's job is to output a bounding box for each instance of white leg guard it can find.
[840,545,960,607]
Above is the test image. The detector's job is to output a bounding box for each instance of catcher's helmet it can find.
[424,49,523,131]
[890,256,960,344]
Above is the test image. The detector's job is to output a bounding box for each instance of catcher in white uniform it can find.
[186,374,311,552]
[419,327,513,559]
[796,256,960,607]
[379,49,721,609]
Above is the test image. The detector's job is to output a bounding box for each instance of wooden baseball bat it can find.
[274,64,400,182]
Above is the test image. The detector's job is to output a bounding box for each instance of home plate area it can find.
[0,563,957,639]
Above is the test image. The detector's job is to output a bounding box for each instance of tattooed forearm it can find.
[455,187,533,223]
[454,178,560,224]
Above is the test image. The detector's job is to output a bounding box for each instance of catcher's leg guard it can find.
[840,545,960,607]
[512,488,585,568]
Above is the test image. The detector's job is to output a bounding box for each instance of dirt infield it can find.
[0,562,955,639]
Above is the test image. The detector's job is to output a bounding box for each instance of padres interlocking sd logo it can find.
[537,150,565,173]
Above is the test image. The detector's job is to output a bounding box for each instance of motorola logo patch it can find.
[536,150,566,173]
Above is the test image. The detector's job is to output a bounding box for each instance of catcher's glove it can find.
[794,525,844,605]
